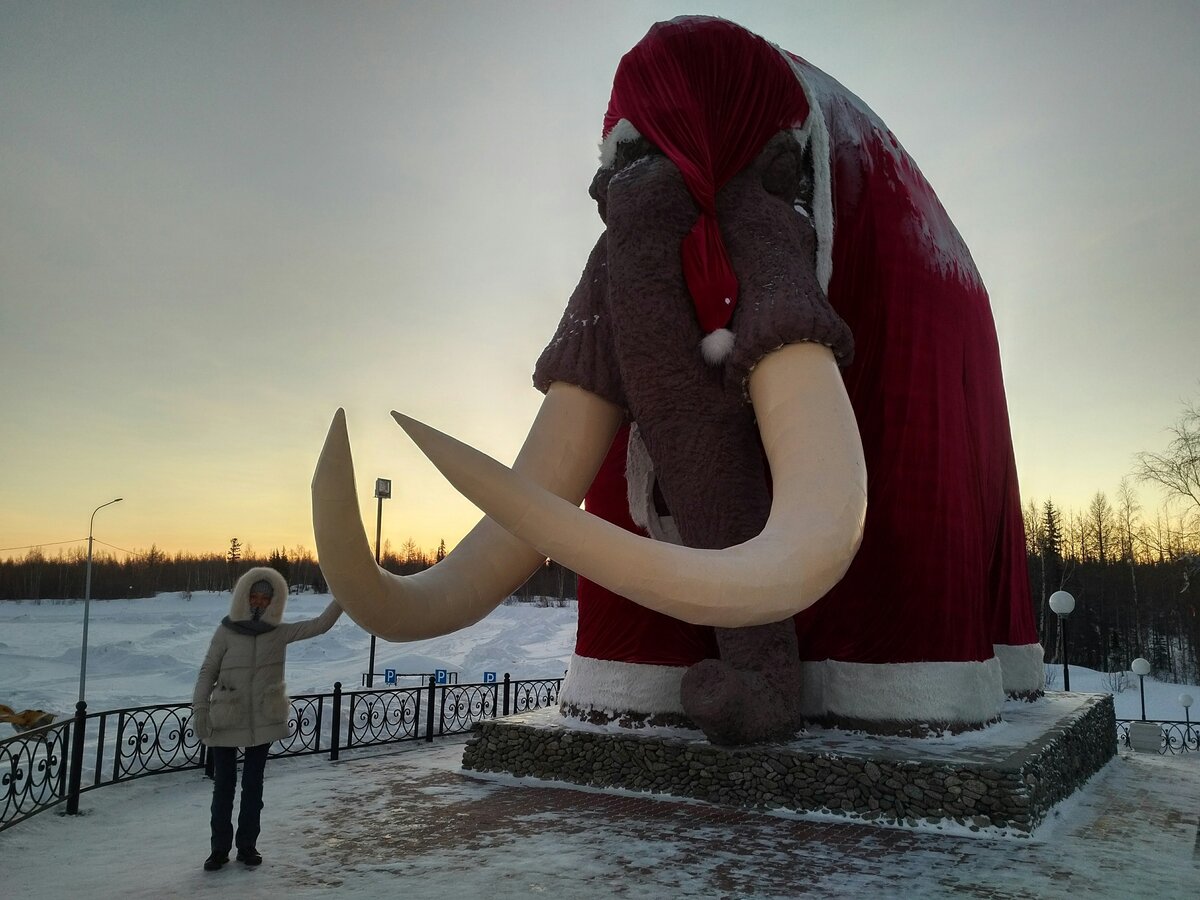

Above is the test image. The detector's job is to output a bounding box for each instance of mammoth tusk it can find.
[394,342,867,628]
[311,384,621,641]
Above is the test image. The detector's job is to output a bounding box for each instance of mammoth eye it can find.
[761,144,802,201]
[612,136,661,172]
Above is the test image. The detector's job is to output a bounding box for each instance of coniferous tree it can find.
[227,537,242,587]
[1039,500,1064,648]
[267,548,290,584]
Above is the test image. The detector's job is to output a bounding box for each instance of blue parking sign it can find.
[483,672,497,683]
[384,668,396,685]
[435,668,448,685]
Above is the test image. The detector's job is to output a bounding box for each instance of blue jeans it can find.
[209,744,270,854]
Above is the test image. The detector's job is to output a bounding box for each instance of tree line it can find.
[1030,398,1200,685]
[1026,489,1199,686]
[2,523,1196,682]
[0,536,577,605]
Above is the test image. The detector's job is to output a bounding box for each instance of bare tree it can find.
[1087,492,1114,564]
[1135,398,1200,527]
[1063,508,1088,563]
[1116,478,1143,655]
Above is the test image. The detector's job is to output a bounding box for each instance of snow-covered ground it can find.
[3,592,1199,899]
[0,591,575,717]
[0,590,1194,722]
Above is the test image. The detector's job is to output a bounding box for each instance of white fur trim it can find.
[993,643,1046,695]
[775,52,834,295]
[654,516,683,544]
[625,425,685,543]
[799,656,1005,725]
[700,328,736,365]
[563,653,1006,726]
[561,653,687,716]
[624,423,655,535]
[598,118,642,169]
[228,566,288,625]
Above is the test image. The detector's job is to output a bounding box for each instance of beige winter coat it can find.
[191,567,342,748]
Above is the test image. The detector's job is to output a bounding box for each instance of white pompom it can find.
[700,328,735,365]
[598,118,642,168]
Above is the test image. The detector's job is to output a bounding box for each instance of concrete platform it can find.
[462,692,1116,834]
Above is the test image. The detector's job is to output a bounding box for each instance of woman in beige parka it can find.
[191,566,341,871]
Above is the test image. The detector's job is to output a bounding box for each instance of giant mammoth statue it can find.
[313,17,1043,746]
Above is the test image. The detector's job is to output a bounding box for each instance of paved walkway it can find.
[306,742,1200,898]
[3,738,1198,898]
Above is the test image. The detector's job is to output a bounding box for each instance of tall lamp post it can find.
[1048,590,1075,691]
[1131,657,1151,721]
[366,478,390,688]
[1180,693,1194,738]
[78,497,123,702]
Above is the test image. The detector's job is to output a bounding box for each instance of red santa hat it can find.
[598,16,810,364]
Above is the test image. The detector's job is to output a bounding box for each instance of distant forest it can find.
[5,401,1199,684]
[0,535,575,608]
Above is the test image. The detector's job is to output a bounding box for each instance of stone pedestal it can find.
[462,693,1115,834]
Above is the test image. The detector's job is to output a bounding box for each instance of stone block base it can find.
[462,693,1115,834]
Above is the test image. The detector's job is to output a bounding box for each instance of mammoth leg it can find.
[681,622,803,745]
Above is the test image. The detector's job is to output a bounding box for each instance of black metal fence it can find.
[11,688,1186,833]
[1115,719,1199,754]
[1,674,560,833]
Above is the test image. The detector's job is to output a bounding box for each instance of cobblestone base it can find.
[462,693,1115,834]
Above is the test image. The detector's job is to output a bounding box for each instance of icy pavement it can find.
[3,736,1198,899]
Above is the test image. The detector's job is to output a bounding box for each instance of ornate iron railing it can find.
[509,677,560,714]
[439,683,499,734]
[344,685,423,749]
[0,719,71,831]
[1115,719,1199,754]
[270,692,327,758]
[1,674,560,833]
[109,703,205,781]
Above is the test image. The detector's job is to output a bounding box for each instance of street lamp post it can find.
[1048,590,1075,691]
[1131,657,1151,721]
[366,478,391,688]
[1181,693,1194,738]
[78,497,123,702]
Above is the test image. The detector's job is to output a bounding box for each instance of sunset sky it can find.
[2,1,1198,562]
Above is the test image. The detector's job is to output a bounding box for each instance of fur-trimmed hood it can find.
[228,567,288,625]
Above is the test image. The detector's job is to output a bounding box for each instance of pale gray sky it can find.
[2,0,1198,557]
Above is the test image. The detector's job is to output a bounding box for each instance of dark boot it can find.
[203,851,229,871]
[236,847,262,866]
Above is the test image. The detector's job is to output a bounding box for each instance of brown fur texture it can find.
[536,132,852,744]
